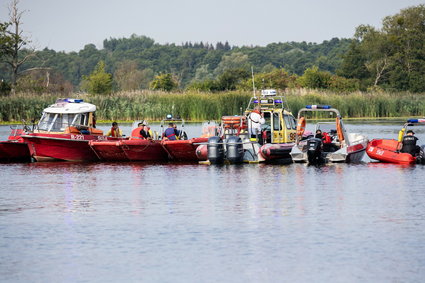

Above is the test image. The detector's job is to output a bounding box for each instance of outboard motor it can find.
[207,136,224,164]
[307,138,323,164]
[226,136,244,164]
[416,145,425,165]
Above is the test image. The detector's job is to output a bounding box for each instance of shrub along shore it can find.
[1,90,425,123]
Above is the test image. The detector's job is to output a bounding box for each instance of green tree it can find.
[150,73,178,91]
[0,22,12,58]
[216,68,250,91]
[1,0,34,93]
[297,66,332,89]
[213,52,250,77]
[338,5,425,92]
[81,61,113,94]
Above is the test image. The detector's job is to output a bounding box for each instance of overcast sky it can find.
[0,0,424,52]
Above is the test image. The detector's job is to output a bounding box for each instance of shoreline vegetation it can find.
[1,89,425,123]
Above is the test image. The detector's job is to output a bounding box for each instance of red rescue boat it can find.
[160,119,215,162]
[366,139,415,164]
[0,128,31,162]
[366,119,425,164]
[21,98,122,162]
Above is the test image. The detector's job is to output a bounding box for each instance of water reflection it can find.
[1,154,425,281]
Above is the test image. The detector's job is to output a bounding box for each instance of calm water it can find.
[1,122,425,282]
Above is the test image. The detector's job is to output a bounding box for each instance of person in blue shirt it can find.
[163,123,180,140]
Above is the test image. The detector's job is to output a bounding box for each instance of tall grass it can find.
[1,90,425,122]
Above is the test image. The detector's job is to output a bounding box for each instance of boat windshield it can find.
[38,112,89,132]
[315,122,337,134]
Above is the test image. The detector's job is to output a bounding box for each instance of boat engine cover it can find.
[307,138,323,164]
[207,136,224,164]
[226,136,244,164]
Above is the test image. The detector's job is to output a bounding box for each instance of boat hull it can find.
[0,141,31,162]
[162,138,208,161]
[366,139,416,164]
[22,133,114,162]
[89,139,168,161]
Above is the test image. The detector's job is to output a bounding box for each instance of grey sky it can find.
[1,0,424,52]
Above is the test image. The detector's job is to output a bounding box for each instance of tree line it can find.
[0,2,424,95]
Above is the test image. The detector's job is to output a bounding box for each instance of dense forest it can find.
[0,4,424,94]
[0,36,352,91]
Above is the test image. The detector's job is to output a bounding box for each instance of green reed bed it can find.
[1,90,425,123]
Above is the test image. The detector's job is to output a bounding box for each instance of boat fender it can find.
[296,117,306,136]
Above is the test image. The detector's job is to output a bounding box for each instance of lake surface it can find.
[1,121,425,282]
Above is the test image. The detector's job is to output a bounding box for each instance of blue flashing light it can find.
[407,119,425,123]
[274,99,283,103]
[306,105,331,109]
[64,98,83,103]
[253,100,259,103]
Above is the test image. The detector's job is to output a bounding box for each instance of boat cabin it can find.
[36,98,102,135]
[244,89,297,144]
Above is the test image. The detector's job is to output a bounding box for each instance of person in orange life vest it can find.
[130,121,145,139]
[106,122,123,137]
[163,123,180,140]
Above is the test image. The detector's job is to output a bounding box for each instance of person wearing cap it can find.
[140,122,153,140]
[400,130,420,156]
[130,121,152,140]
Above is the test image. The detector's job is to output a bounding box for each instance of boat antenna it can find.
[251,66,256,98]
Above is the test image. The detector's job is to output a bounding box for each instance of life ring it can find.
[222,116,246,129]
[296,117,306,136]
[336,117,344,142]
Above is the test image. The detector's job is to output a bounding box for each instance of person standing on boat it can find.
[248,105,265,143]
[106,122,123,138]
[400,130,420,156]
[163,123,180,140]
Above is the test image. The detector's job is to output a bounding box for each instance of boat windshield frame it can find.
[296,107,342,120]
[37,111,91,133]
[400,119,425,139]
[160,118,187,140]
[296,107,347,145]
